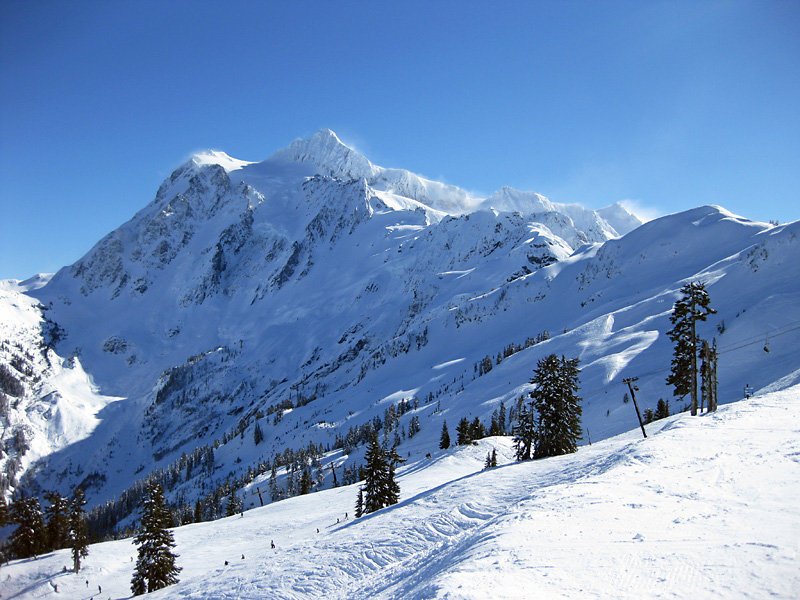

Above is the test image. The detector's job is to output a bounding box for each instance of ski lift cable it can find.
[575,322,800,403]
[714,319,800,352]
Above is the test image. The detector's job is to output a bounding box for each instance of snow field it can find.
[3,385,799,599]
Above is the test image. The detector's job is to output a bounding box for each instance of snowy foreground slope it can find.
[4,385,799,600]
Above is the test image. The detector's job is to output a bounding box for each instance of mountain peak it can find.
[190,150,251,172]
[269,129,379,181]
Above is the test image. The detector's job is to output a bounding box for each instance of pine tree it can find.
[490,448,497,467]
[361,432,399,514]
[44,490,70,551]
[666,282,716,416]
[299,469,313,495]
[131,484,181,596]
[0,495,8,527]
[354,486,364,518]
[253,420,264,445]
[470,417,485,441]
[655,398,670,420]
[701,339,719,412]
[69,488,89,573]
[489,410,503,436]
[530,354,583,459]
[9,495,46,559]
[225,487,241,516]
[439,420,451,449]
[455,417,472,445]
[512,400,536,461]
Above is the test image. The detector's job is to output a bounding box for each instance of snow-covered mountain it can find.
[1,129,798,540]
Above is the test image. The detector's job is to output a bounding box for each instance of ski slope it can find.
[4,384,799,599]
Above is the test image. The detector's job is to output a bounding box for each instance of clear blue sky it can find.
[1,0,798,279]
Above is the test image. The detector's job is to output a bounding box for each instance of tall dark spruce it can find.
[361,433,400,514]
[666,282,716,415]
[9,495,46,559]
[69,488,89,573]
[131,484,181,596]
[515,354,582,461]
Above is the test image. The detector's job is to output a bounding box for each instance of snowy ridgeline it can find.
[3,385,799,600]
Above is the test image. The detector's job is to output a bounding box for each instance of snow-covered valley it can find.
[3,384,798,599]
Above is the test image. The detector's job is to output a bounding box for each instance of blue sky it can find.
[1,0,798,279]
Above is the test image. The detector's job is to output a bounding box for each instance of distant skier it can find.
[271,540,275,549]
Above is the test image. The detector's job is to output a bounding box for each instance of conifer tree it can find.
[666,282,716,415]
[512,400,536,461]
[225,487,241,516]
[361,432,399,514]
[439,420,451,449]
[455,417,472,445]
[69,488,89,573]
[299,469,313,495]
[253,420,264,446]
[9,495,46,559]
[701,339,719,412]
[655,398,670,421]
[530,354,583,459]
[354,486,364,518]
[0,495,8,527]
[131,484,181,596]
[44,490,70,550]
[470,417,486,441]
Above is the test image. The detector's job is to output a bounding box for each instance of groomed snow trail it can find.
[3,387,799,599]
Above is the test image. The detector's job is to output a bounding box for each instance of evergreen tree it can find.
[666,282,716,416]
[9,495,46,559]
[299,469,313,495]
[455,417,472,445]
[225,487,241,517]
[361,432,399,514]
[0,495,8,527]
[470,417,486,441]
[530,354,583,459]
[439,420,451,450]
[489,411,502,436]
[512,400,536,461]
[490,448,497,467]
[701,339,719,412]
[354,486,364,518]
[44,490,70,551]
[253,420,264,445]
[408,415,421,438]
[69,488,89,573]
[655,398,670,421]
[131,484,181,596]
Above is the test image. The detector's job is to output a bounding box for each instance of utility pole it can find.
[252,486,264,507]
[623,377,647,439]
